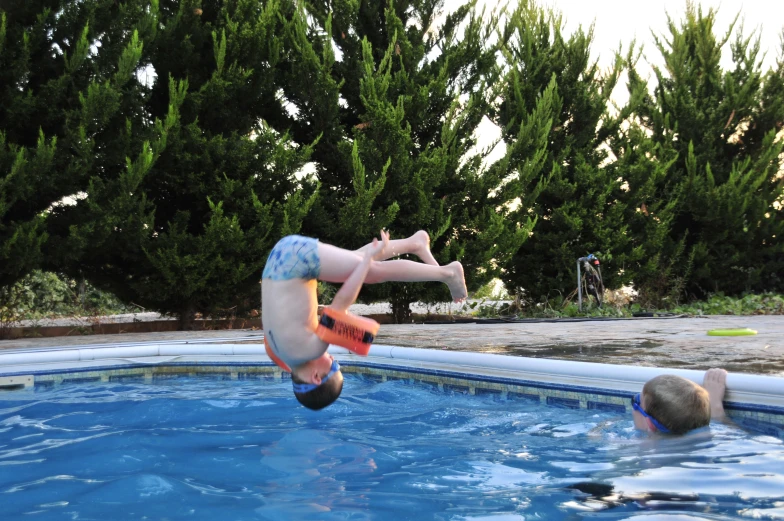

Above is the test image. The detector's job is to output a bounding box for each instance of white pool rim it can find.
[0,341,782,411]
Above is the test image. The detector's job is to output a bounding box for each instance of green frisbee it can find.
[707,328,758,336]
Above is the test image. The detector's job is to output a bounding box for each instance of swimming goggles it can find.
[292,359,340,394]
[632,393,671,433]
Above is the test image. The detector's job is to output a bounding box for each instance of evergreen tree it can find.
[277,0,545,321]
[0,1,177,290]
[625,3,784,301]
[48,0,318,327]
[0,0,317,327]
[495,2,632,303]
[758,33,784,291]
[605,47,681,307]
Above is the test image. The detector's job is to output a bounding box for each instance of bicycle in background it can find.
[577,254,604,310]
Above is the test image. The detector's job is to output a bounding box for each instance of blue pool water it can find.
[1,373,783,520]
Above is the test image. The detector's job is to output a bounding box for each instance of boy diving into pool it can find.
[632,368,728,434]
[261,230,467,411]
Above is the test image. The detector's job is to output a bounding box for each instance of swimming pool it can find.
[1,341,783,520]
[2,373,783,520]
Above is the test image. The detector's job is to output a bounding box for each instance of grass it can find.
[466,292,784,319]
[669,293,784,316]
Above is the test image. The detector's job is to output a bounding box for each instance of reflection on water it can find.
[0,375,782,520]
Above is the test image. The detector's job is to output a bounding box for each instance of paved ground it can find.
[373,315,784,376]
[1,314,781,377]
[9,301,483,328]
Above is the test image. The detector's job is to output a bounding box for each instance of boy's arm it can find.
[329,230,389,312]
[702,368,727,422]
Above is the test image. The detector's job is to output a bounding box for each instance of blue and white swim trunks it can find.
[262,235,321,281]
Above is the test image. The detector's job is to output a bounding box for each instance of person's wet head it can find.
[291,355,344,410]
[632,375,711,434]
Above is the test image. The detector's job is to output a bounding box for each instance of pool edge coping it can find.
[0,341,781,407]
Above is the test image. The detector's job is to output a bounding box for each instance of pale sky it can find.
[490,0,784,75]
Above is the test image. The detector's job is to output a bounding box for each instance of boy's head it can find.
[291,356,344,410]
[633,375,710,434]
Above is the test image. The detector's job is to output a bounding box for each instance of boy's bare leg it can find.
[702,368,727,421]
[353,230,438,266]
[366,260,467,302]
[318,243,467,302]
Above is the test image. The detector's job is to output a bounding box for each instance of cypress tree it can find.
[52,0,316,328]
[495,2,632,303]
[0,1,178,291]
[606,46,681,306]
[8,0,317,327]
[625,3,784,300]
[758,34,784,291]
[278,0,544,321]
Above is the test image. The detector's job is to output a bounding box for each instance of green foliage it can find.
[0,270,133,324]
[317,281,338,305]
[0,281,26,339]
[0,0,182,289]
[495,1,634,302]
[469,294,630,319]
[278,0,535,322]
[472,279,510,300]
[621,3,784,302]
[670,293,784,316]
[2,0,320,327]
[468,300,513,318]
[3,0,782,326]
[468,292,784,319]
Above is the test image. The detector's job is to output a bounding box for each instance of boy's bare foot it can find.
[412,230,439,266]
[445,261,467,302]
[702,368,727,421]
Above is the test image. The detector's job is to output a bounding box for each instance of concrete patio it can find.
[1,315,781,376]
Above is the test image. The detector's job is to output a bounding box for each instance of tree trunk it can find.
[179,302,196,331]
[390,287,412,324]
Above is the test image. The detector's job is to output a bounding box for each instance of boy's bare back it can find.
[262,278,327,368]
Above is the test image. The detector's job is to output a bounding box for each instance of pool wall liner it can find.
[0,340,782,433]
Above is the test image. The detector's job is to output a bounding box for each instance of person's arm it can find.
[702,368,727,422]
[329,230,389,312]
